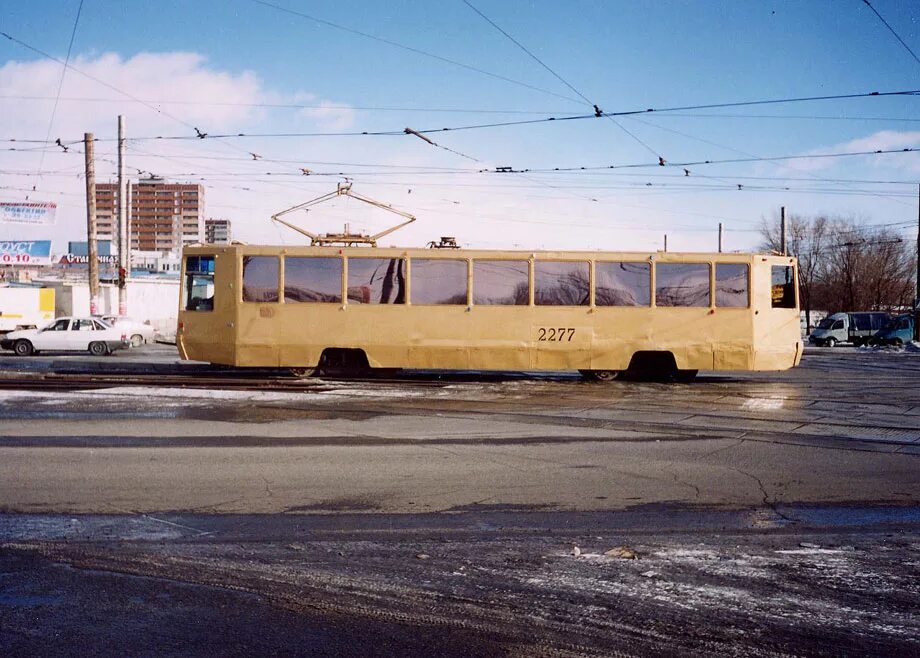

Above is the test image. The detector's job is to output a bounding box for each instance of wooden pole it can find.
[915,184,919,341]
[780,206,787,256]
[84,132,99,315]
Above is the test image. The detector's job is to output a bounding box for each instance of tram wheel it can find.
[579,369,622,381]
[673,369,698,383]
[317,348,371,378]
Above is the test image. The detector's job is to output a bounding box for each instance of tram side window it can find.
[473,260,529,305]
[771,265,796,308]
[242,256,279,303]
[411,259,468,305]
[284,257,342,303]
[715,263,749,308]
[595,262,650,306]
[347,258,406,304]
[535,261,589,306]
[655,263,710,307]
[184,255,215,311]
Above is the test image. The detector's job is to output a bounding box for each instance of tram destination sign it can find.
[0,240,52,266]
[0,201,57,225]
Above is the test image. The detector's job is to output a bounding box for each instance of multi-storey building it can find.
[95,177,204,253]
[205,218,232,244]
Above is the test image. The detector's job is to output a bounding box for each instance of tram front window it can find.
[185,255,215,311]
[771,265,796,309]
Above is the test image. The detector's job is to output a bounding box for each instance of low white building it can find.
[131,251,182,275]
[34,277,180,340]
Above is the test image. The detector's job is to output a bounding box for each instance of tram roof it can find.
[182,243,795,263]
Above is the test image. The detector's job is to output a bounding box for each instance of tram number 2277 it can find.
[537,327,575,342]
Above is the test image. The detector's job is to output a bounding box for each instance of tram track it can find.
[3,369,919,434]
[3,357,919,454]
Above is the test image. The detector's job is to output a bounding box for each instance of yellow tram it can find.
[177,243,802,380]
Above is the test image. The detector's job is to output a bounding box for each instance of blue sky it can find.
[1,0,918,252]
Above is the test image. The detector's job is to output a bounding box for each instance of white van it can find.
[809,312,889,347]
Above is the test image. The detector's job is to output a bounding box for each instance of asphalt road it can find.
[1,345,918,656]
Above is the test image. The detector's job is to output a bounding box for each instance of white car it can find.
[1,316,129,356]
[99,315,156,347]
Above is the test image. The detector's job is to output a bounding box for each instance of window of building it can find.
[771,265,796,308]
[184,255,215,311]
[715,263,749,308]
[472,260,529,305]
[284,257,342,303]
[410,259,467,305]
[242,256,279,302]
[534,261,589,306]
[347,258,406,304]
[595,261,650,306]
[655,263,710,307]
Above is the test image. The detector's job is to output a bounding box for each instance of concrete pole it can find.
[780,206,787,256]
[117,115,128,316]
[663,234,668,252]
[718,222,723,253]
[84,133,99,315]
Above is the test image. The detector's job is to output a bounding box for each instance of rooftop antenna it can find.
[271,182,416,247]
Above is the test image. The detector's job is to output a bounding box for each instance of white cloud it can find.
[299,100,357,130]
[836,130,920,153]
[794,130,920,172]
[4,52,911,255]
[0,51,362,247]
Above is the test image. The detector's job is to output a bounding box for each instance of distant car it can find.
[873,314,914,346]
[99,315,156,347]
[0,316,129,356]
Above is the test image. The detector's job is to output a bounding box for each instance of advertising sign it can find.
[0,202,57,225]
[59,253,119,266]
[0,240,53,266]
[58,253,118,279]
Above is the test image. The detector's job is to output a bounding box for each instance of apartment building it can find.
[95,177,205,253]
[205,218,232,244]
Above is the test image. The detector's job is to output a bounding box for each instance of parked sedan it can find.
[0,316,129,356]
[99,315,156,347]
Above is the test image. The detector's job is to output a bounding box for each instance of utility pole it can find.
[117,115,128,316]
[915,184,919,341]
[780,206,787,256]
[718,222,723,253]
[84,132,99,315]
[663,234,668,252]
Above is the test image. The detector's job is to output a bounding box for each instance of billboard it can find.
[0,202,57,225]
[0,240,53,266]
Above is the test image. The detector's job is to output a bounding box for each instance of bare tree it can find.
[760,211,914,325]
[759,211,828,331]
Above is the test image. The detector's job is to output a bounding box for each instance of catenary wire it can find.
[247,0,584,105]
[0,95,570,115]
[4,88,917,143]
[861,0,920,67]
[37,0,84,178]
